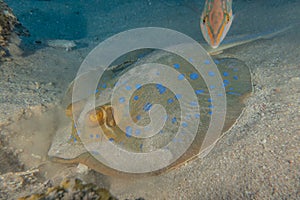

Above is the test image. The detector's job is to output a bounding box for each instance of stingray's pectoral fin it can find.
[65,101,87,143]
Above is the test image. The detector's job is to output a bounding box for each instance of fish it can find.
[200,0,234,48]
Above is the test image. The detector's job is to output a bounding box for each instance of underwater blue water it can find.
[5,0,300,45]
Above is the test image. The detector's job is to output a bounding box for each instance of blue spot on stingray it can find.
[227,92,241,96]
[190,101,198,107]
[214,59,220,64]
[182,122,188,127]
[135,129,141,135]
[178,74,185,80]
[190,73,199,80]
[208,71,215,76]
[172,117,177,124]
[229,87,234,90]
[109,138,114,142]
[119,97,125,103]
[175,94,182,99]
[223,72,229,77]
[223,79,230,84]
[173,63,180,69]
[135,84,142,90]
[126,126,132,137]
[136,115,141,120]
[223,80,230,87]
[208,105,214,109]
[204,60,210,64]
[125,85,132,90]
[96,134,100,139]
[156,84,166,94]
[134,95,139,100]
[195,113,200,119]
[167,98,174,104]
[195,89,205,95]
[143,102,152,112]
[210,85,215,89]
[208,111,213,115]
[233,68,239,72]
[233,75,239,80]
[208,98,213,102]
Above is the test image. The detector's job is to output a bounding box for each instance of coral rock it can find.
[0,0,29,60]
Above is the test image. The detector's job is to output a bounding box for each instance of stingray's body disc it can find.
[48,49,252,177]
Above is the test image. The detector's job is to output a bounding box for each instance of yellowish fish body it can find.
[200,0,234,48]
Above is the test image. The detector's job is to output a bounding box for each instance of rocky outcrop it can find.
[0,0,29,60]
[17,178,118,200]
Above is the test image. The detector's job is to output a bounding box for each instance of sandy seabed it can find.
[0,0,299,199]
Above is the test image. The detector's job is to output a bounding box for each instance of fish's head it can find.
[200,0,234,48]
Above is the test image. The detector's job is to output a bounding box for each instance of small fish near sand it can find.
[46,39,77,51]
[200,0,234,48]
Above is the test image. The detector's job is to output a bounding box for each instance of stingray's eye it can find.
[86,107,105,127]
[104,106,116,128]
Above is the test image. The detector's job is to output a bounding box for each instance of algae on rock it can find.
[0,0,29,60]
